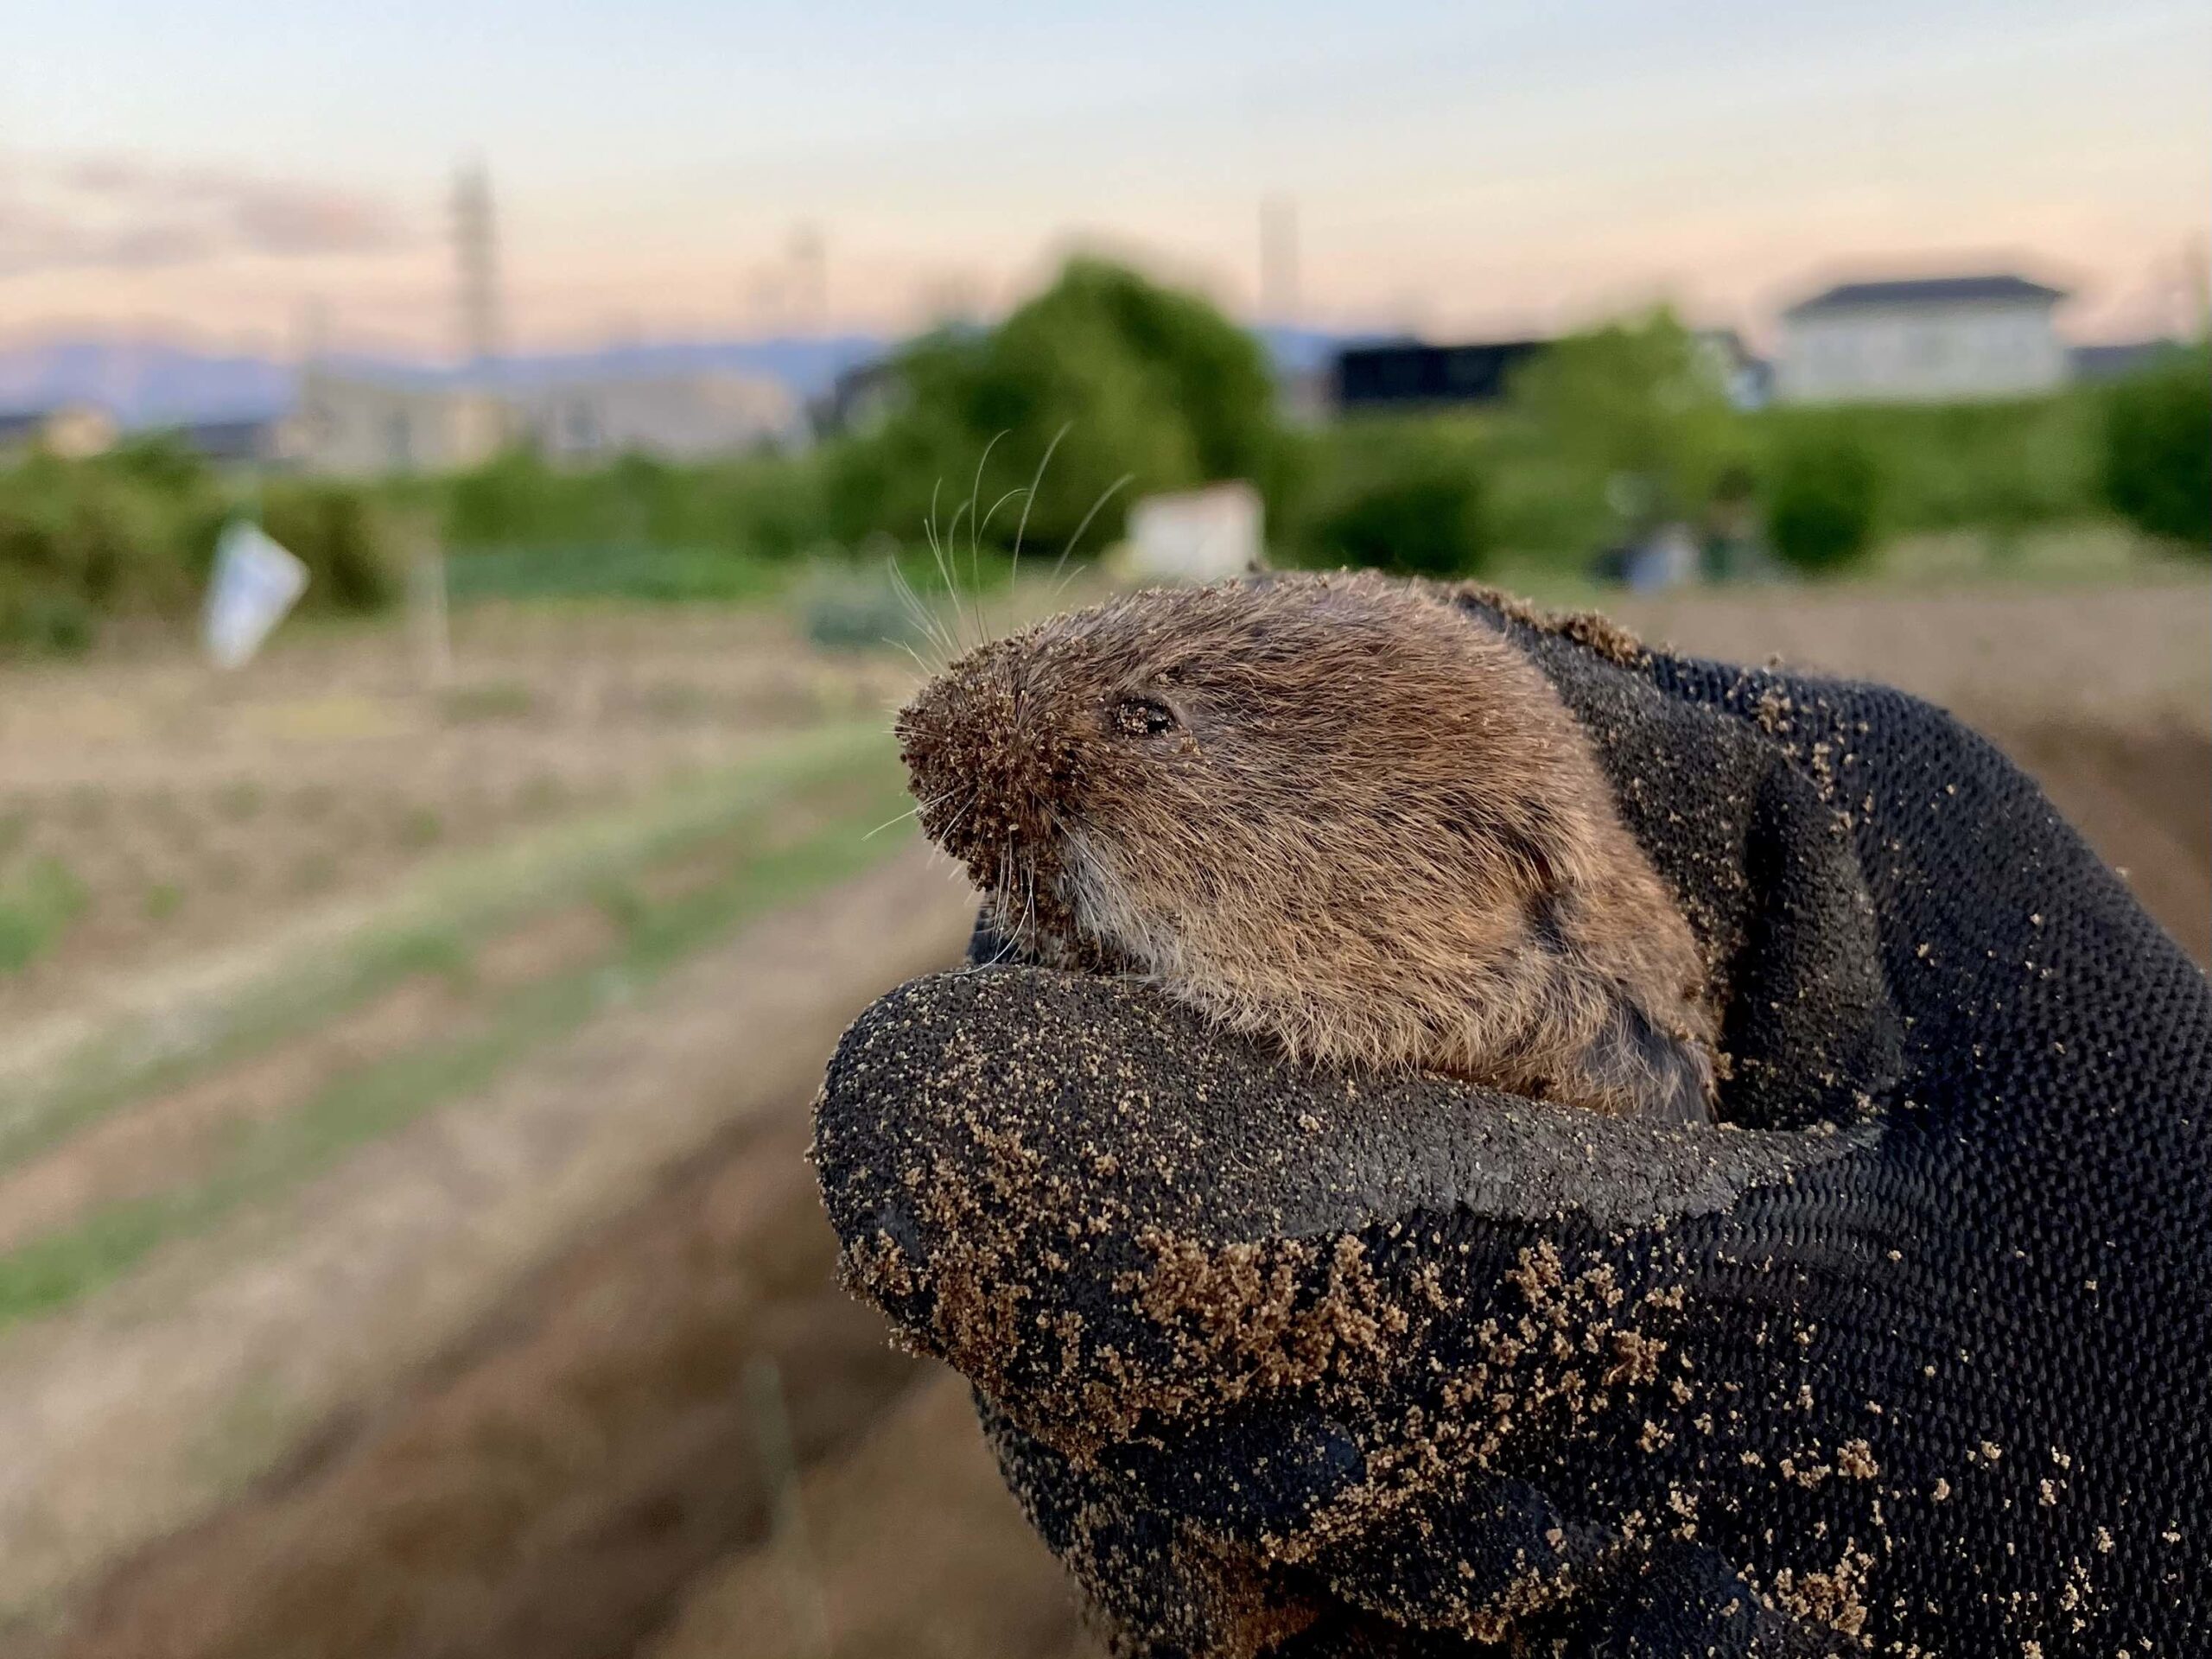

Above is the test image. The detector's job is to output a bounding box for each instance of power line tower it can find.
[1260,196,1299,325]
[296,295,331,368]
[790,222,827,336]
[452,162,505,365]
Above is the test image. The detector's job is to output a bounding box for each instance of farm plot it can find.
[1,580,2205,1659]
[0,603,913,1030]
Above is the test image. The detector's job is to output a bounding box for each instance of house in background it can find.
[0,402,118,461]
[1332,330,1770,416]
[1332,339,1548,412]
[1694,329,1774,410]
[295,370,511,474]
[2069,339,2188,384]
[295,365,803,475]
[817,357,906,438]
[508,372,803,466]
[1775,274,2069,404]
[172,416,305,466]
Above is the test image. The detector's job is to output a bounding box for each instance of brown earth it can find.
[29,1109,1079,1659]
[9,585,2207,1659]
[0,601,920,1026]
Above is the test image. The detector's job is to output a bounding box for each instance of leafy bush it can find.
[442,543,787,604]
[1766,426,1883,573]
[0,449,214,652]
[2101,347,2210,550]
[1315,454,1489,577]
[1503,308,1747,543]
[261,481,402,611]
[828,256,1281,556]
[0,443,398,654]
[1753,397,2097,541]
[435,447,827,563]
[796,563,931,653]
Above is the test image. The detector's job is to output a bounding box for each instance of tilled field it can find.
[0,604,910,1031]
[3,581,2206,1659]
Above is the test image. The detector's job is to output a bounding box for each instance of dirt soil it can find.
[27,1109,1081,1659]
[10,585,2207,1659]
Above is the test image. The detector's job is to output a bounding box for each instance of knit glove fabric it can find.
[812,594,2211,1656]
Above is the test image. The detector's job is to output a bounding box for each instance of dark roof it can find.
[1334,339,1548,409]
[1784,275,2067,318]
[174,417,280,461]
[2070,340,2186,384]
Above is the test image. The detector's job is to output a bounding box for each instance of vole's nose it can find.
[897,667,1033,880]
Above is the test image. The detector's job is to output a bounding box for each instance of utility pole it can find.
[1260,196,1299,325]
[452,162,505,366]
[790,223,827,336]
[2183,237,2210,340]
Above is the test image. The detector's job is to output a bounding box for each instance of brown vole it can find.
[895,570,1717,1122]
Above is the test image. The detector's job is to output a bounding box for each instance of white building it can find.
[295,370,509,474]
[296,365,804,475]
[0,402,118,460]
[508,372,804,465]
[1775,275,2069,404]
[1122,482,1265,583]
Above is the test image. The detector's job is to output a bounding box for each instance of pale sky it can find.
[3,0,2206,356]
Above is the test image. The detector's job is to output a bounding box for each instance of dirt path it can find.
[643,1374,1087,1659]
[2000,723,2212,965]
[1616,580,2212,732]
[30,1122,1084,1659]
[0,845,976,1636]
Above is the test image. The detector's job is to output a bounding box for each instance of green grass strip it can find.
[0,720,895,1175]
[0,778,914,1333]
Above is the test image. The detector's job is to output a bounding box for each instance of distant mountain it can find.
[0,335,893,428]
[0,340,296,427]
[319,336,892,400]
[0,329,1373,429]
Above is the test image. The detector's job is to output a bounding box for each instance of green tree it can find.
[1318,465,1489,578]
[1503,308,1745,545]
[2101,346,2210,551]
[1766,425,1883,574]
[828,257,1281,555]
[262,481,403,612]
[1293,418,1491,577]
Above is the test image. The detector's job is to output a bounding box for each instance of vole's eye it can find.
[1112,696,1179,738]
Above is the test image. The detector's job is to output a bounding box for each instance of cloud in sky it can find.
[0,155,413,277]
[3,1,2202,352]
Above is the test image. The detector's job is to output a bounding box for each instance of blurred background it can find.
[0,3,2206,1656]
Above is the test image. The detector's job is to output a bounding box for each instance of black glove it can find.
[812,594,2212,1656]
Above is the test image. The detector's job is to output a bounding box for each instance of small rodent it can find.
[895,570,1716,1122]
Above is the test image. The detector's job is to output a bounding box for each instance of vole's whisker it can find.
[886,557,957,667]
[942,498,977,652]
[887,637,936,680]
[976,483,1028,642]
[923,479,976,655]
[1010,422,1071,607]
[861,804,923,840]
[864,782,964,842]
[965,431,1007,645]
[1048,472,1135,601]
[979,486,1027,540]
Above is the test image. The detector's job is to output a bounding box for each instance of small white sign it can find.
[202,520,309,670]
[1124,481,1263,584]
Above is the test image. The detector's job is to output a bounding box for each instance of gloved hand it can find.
[811,592,2212,1657]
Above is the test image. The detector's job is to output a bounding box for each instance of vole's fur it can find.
[895,570,1716,1122]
